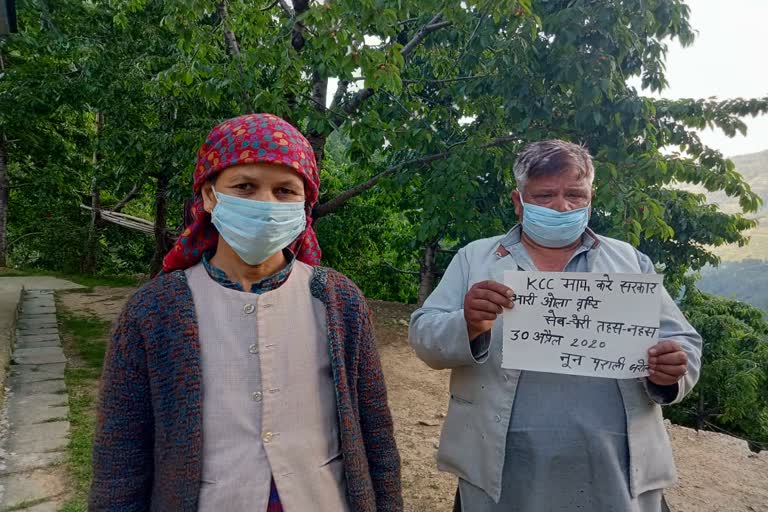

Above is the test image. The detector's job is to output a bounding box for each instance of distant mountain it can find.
[732,150,768,207]
[696,149,767,312]
[707,149,768,219]
[710,149,767,262]
[698,259,768,312]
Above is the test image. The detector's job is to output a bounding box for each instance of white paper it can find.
[501,271,663,379]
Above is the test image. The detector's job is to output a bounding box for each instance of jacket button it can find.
[495,414,502,423]
[262,432,273,443]
[243,303,256,314]
[249,344,258,354]
[251,391,263,402]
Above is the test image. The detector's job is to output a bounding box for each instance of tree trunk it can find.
[0,50,9,267]
[418,238,440,306]
[83,112,104,274]
[150,172,170,276]
[290,0,310,51]
[217,0,250,112]
[0,134,9,268]
[83,177,101,274]
[307,73,328,166]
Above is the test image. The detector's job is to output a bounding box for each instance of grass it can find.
[59,312,111,369]
[0,267,143,288]
[57,310,111,511]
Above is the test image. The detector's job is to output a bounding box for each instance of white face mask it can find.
[210,188,307,265]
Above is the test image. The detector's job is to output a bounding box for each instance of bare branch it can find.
[424,21,454,31]
[306,74,330,162]
[459,0,493,62]
[314,134,520,217]
[341,88,375,116]
[261,0,280,12]
[382,260,444,277]
[335,13,453,122]
[311,73,328,112]
[277,0,294,17]
[302,93,349,123]
[217,1,241,57]
[403,74,492,85]
[217,0,251,110]
[396,17,420,26]
[291,0,310,51]
[381,261,420,276]
[112,184,141,213]
[401,14,450,60]
[330,79,349,110]
[8,232,43,247]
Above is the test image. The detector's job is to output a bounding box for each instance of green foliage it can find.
[318,138,420,302]
[666,286,768,451]
[1,0,766,300]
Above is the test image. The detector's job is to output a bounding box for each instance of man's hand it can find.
[648,340,688,386]
[464,280,515,341]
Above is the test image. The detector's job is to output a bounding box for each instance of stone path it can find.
[0,289,72,511]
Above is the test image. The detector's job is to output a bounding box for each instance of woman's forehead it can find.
[220,163,305,184]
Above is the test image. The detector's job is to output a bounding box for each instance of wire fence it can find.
[701,420,768,452]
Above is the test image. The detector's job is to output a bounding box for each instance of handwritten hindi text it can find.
[502,272,663,379]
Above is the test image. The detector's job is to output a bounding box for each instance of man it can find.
[409,140,701,511]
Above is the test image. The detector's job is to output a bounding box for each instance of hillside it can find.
[705,150,768,261]
[707,150,768,217]
[698,259,768,311]
[693,149,767,310]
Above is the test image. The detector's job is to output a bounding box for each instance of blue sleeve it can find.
[409,249,491,370]
[636,250,703,405]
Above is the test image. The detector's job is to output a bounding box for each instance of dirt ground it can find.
[59,289,768,512]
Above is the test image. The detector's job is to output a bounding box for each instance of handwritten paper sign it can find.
[501,272,663,379]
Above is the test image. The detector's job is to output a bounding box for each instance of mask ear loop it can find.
[516,189,527,215]
[209,186,222,216]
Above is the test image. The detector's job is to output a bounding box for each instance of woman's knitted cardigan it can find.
[89,267,402,512]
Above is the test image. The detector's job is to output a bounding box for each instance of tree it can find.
[666,284,768,451]
[142,0,765,297]
[1,0,232,274]
[2,0,766,301]
[0,0,97,271]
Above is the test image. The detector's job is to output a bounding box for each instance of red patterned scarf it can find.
[162,113,322,272]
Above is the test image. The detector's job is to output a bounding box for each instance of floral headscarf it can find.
[162,113,321,273]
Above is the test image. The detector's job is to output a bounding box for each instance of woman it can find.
[89,113,402,512]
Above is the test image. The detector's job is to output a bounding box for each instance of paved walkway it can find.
[0,278,83,511]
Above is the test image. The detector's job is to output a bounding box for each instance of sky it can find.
[643,0,768,157]
[330,1,768,158]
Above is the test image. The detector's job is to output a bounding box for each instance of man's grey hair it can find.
[513,139,594,192]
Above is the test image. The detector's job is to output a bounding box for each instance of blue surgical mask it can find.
[211,188,307,265]
[521,199,590,248]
